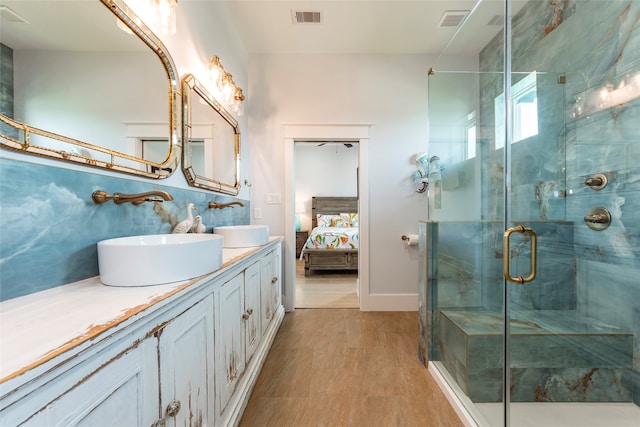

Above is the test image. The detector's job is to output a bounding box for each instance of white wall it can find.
[295,143,358,231]
[247,53,434,309]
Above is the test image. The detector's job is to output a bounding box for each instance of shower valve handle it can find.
[584,173,608,190]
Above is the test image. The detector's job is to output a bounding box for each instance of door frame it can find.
[283,124,370,312]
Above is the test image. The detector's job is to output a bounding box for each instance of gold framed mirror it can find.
[0,0,180,178]
[181,74,240,195]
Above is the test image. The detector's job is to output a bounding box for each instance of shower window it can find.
[465,111,476,159]
[494,71,538,149]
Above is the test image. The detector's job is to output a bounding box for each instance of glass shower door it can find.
[504,0,640,425]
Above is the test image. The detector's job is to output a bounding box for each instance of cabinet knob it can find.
[151,420,166,427]
[247,308,253,315]
[271,277,277,284]
[242,312,250,320]
[166,400,181,417]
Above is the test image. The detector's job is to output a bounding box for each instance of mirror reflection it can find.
[182,74,240,195]
[0,0,179,178]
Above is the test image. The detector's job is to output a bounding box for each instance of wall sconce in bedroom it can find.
[295,202,305,231]
[207,55,245,116]
[571,70,640,118]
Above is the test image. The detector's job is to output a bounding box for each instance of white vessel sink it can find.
[98,234,224,286]
[213,225,269,248]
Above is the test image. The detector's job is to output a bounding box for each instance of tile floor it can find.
[295,261,359,309]
[240,308,464,427]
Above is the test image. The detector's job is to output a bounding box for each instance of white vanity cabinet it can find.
[214,245,283,426]
[157,294,215,427]
[215,260,262,421]
[244,260,262,362]
[14,336,159,426]
[3,294,214,427]
[215,272,247,415]
[0,239,284,427]
[260,248,281,334]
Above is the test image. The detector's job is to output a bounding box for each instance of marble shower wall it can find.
[477,0,640,404]
[0,158,249,301]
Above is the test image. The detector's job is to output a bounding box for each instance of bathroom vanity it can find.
[0,237,283,427]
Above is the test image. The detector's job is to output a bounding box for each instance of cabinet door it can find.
[260,250,275,334]
[20,339,158,426]
[272,247,282,310]
[244,260,261,362]
[158,294,214,427]
[216,273,245,414]
[260,249,281,334]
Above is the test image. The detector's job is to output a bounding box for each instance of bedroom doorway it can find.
[294,142,359,309]
[283,123,370,312]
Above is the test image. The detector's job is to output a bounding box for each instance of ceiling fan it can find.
[317,142,354,148]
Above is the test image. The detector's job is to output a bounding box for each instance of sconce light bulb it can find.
[155,0,177,35]
[222,73,235,104]
[234,100,244,116]
[208,55,224,88]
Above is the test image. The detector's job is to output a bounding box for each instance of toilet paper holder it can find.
[401,234,419,246]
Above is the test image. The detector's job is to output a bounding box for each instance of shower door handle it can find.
[503,225,537,284]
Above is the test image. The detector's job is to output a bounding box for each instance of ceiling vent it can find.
[292,11,322,24]
[0,5,29,24]
[437,10,469,28]
[488,15,504,26]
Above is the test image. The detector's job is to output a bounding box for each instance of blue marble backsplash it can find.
[0,158,249,301]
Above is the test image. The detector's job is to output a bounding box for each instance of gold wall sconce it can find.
[207,55,245,116]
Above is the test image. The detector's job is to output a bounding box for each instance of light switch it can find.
[266,193,281,204]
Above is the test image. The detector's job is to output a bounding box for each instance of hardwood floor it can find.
[240,309,464,427]
[295,260,359,309]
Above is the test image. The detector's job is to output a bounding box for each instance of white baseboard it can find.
[359,293,418,311]
[428,361,482,427]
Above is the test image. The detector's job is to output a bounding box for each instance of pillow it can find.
[332,215,351,227]
[317,214,340,227]
[341,213,359,227]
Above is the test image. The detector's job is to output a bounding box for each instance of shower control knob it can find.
[583,206,611,231]
[584,213,609,224]
[584,173,608,190]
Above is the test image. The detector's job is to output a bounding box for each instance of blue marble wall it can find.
[0,158,249,301]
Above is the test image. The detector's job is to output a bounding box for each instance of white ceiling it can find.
[220,0,505,55]
[0,0,521,56]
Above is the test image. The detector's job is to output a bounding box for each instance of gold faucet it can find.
[92,190,174,205]
[208,201,245,209]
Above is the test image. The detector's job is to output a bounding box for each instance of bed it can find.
[300,196,359,276]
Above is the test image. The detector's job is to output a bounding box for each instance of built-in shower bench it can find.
[437,309,633,403]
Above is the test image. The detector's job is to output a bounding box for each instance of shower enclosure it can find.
[418,1,640,425]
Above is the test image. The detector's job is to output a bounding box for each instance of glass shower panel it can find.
[422,69,507,427]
